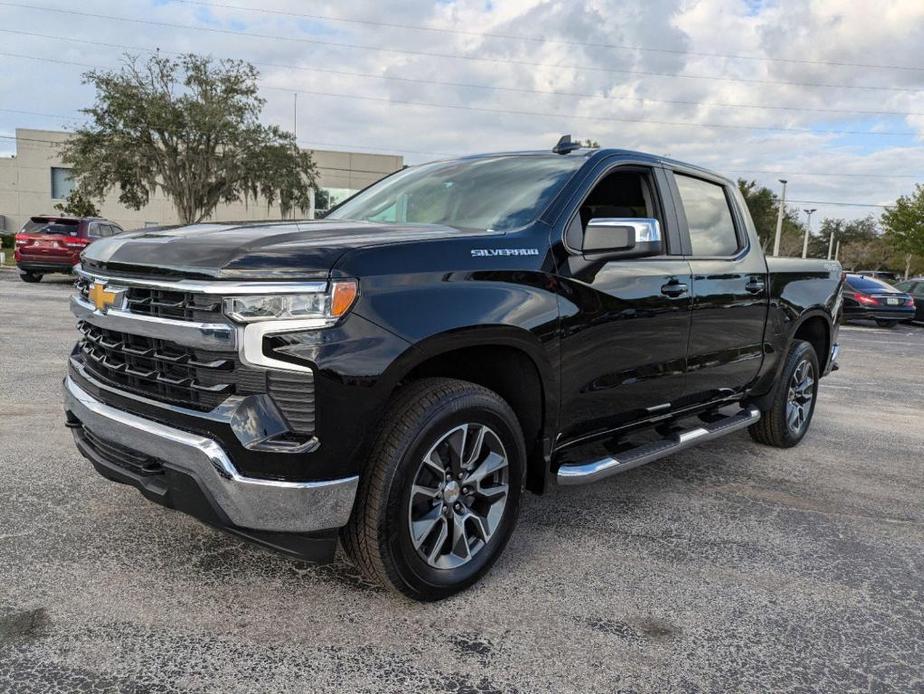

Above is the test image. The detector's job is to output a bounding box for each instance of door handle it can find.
[660,281,688,297]
[745,278,766,294]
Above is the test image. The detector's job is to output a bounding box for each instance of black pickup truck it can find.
[64,139,843,600]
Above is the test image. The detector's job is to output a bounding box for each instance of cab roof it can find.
[451,147,734,187]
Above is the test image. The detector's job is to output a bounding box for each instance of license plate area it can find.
[886,297,899,305]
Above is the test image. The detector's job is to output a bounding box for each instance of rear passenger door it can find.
[668,170,769,402]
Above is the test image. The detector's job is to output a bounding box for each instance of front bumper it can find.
[64,375,358,560]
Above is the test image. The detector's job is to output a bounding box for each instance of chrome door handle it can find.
[661,281,688,297]
[745,279,765,294]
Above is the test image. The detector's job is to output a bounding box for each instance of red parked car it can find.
[14,216,124,282]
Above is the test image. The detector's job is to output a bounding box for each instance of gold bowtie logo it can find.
[88,282,122,313]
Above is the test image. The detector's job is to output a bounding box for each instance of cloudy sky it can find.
[1,0,922,223]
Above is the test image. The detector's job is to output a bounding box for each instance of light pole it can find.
[801,208,816,258]
[835,239,841,261]
[827,229,836,260]
[772,179,788,257]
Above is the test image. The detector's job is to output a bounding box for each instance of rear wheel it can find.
[19,271,42,283]
[875,319,898,328]
[341,378,525,601]
[749,339,819,448]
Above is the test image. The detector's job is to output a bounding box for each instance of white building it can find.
[0,128,403,233]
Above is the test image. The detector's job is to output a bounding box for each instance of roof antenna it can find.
[552,134,581,155]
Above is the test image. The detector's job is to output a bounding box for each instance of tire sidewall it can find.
[775,341,819,446]
[380,394,524,599]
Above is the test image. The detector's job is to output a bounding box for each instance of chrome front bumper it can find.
[64,375,357,533]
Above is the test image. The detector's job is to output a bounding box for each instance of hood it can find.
[81,219,492,279]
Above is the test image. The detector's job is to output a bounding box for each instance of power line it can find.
[785,199,891,208]
[1,133,918,185]
[0,131,435,160]
[173,0,924,74]
[262,86,918,137]
[3,34,923,119]
[726,168,920,180]
[1,2,921,94]
[0,52,915,137]
[0,134,902,207]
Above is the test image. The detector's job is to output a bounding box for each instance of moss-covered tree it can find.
[60,53,318,224]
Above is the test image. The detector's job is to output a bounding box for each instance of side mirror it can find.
[583,218,662,258]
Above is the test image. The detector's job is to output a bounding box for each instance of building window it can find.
[51,167,75,200]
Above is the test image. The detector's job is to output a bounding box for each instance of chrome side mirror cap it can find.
[583,218,662,258]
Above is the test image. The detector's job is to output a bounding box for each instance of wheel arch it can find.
[381,326,557,494]
[790,311,832,373]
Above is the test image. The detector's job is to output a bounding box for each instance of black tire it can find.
[19,271,42,283]
[341,378,525,601]
[749,339,819,448]
[875,319,897,328]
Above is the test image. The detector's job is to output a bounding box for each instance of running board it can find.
[556,407,761,486]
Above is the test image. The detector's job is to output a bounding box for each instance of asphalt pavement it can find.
[1,270,922,693]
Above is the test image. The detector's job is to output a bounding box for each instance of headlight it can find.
[223,280,358,324]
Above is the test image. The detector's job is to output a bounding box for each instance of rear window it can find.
[22,218,80,235]
[674,174,740,256]
[846,275,893,292]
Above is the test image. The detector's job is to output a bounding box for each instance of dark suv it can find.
[15,215,124,282]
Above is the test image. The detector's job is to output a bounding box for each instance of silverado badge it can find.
[88,282,125,313]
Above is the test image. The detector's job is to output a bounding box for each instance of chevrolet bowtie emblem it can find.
[88,282,124,313]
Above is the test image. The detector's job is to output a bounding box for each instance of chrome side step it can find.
[556,407,761,486]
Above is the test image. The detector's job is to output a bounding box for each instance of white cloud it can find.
[1,0,922,223]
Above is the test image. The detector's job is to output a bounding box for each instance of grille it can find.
[81,426,164,476]
[78,321,237,411]
[75,275,222,322]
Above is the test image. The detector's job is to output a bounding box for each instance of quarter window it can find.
[675,174,739,256]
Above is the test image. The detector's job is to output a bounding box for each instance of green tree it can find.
[60,53,318,225]
[808,216,879,259]
[881,184,924,279]
[53,188,100,217]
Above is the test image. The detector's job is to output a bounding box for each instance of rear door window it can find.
[674,174,740,257]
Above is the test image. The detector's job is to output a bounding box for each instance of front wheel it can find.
[341,378,525,601]
[749,339,819,448]
[19,271,42,283]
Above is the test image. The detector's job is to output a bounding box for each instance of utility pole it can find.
[801,208,816,259]
[835,239,841,261]
[293,92,298,138]
[827,229,836,260]
[772,179,788,257]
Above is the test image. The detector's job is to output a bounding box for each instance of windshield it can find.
[327,155,586,231]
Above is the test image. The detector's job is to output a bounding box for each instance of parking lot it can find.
[1,269,922,693]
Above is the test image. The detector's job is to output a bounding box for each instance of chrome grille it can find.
[74,275,222,322]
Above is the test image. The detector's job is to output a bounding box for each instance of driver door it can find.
[554,163,693,442]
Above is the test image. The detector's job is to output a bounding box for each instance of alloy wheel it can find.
[786,359,815,435]
[407,423,509,569]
